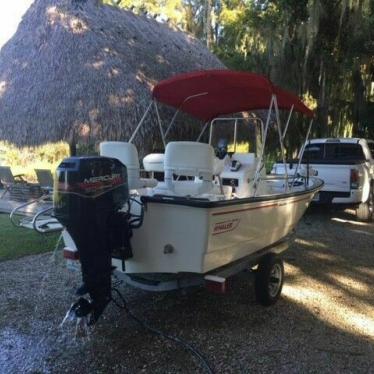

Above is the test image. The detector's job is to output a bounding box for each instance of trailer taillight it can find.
[350,169,359,189]
[63,248,80,260]
[204,275,228,294]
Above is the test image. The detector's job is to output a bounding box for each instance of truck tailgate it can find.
[309,164,351,192]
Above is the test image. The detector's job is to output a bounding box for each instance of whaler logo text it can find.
[213,219,240,235]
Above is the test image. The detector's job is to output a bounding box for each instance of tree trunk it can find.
[69,142,77,156]
[205,0,213,48]
[317,59,329,137]
[352,65,365,135]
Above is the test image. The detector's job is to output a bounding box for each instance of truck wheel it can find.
[356,188,374,222]
[254,254,284,306]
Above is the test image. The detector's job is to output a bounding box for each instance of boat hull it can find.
[116,189,318,274]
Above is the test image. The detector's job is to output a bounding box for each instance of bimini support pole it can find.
[208,119,214,145]
[233,119,238,152]
[164,92,208,139]
[282,105,294,141]
[153,101,166,148]
[252,95,275,197]
[273,95,289,192]
[164,109,180,138]
[260,118,265,144]
[196,122,209,142]
[291,119,313,191]
[129,101,153,143]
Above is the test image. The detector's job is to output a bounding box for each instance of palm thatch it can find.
[0,0,224,153]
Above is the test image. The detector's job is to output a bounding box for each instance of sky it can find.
[0,0,34,49]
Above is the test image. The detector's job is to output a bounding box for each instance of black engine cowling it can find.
[54,156,132,323]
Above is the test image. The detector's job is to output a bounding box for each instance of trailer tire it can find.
[356,187,373,222]
[254,254,284,306]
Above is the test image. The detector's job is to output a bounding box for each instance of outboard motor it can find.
[54,156,133,324]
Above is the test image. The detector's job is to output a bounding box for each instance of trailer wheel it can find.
[356,187,373,222]
[255,254,284,306]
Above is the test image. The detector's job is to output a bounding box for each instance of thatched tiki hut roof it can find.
[0,0,224,153]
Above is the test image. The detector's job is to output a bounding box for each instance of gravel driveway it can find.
[1,207,373,373]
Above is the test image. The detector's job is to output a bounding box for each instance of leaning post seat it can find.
[164,141,215,196]
[100,141,156,190]
[143,153,165,173]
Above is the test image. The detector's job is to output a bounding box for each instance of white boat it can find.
[102,140,321,275]
[54,70,322,322]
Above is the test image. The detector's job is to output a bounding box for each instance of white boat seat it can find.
[143,153,164,173]
[162,141,216,196]
[100,141,157,190]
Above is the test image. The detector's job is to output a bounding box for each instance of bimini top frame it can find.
[129,70,315,195]
[152,70,313,121]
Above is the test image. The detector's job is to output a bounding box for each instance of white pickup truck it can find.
[272,138,374,221]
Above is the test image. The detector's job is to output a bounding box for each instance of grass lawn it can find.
[0,213,59,262]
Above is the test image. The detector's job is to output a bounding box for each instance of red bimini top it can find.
[152,70,314,121]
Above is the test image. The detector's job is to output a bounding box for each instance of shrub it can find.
[0,141,70,182]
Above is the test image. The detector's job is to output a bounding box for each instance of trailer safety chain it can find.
[110,287,214,374]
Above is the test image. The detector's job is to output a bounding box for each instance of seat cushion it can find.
[143,153,164,172]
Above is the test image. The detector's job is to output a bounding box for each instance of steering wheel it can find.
[215,138,228,160]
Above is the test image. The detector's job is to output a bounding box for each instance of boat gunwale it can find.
[140,178,324,209]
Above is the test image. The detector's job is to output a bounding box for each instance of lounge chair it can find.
[0,166,26,198]
[0,166,25,183]
[0,166,42,201]
[35,169,54,194]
